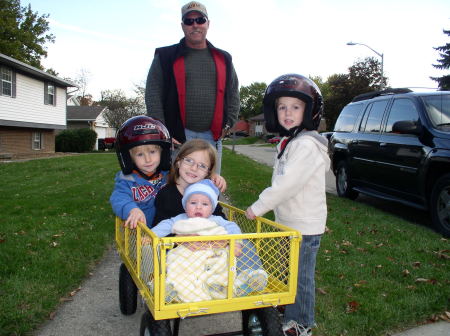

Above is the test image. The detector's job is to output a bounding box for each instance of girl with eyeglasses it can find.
[152,139,227,226]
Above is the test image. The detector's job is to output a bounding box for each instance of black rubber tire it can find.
[119,263,137,315]
[242,307,283,336]
[140,310,172,336]
[336,161,359,200]
[430,173,450,238]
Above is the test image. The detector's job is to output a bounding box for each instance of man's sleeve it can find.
[226,63,240,127]
[145,54,165,122]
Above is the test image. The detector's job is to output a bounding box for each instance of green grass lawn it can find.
[0,150,448,336]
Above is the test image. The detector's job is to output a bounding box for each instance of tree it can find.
[239,82,267,120]
[98,90,145,129]
[323,57,387,130]
[323,74,353,130]
[431,29,450,90]
[348,57,386,91]
[0,0,55,69]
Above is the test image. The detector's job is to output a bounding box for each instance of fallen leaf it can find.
[70,287,82,296]
[60,297,73,302]
[317,288,328,295]
[342,240,353,246]
[415,278,429,282]
[51,241,58,247]
[402,269,410,277]
[49,311,56,320]
[435,250,450,260]
[346,301,360,313]
[412,261,421,268]
[415,278,437,284]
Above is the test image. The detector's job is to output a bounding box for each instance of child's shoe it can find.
[282,320,312,336]
[235,269,268,296]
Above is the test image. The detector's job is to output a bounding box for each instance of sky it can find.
[27,0,450,100]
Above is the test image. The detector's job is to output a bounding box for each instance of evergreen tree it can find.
[431,29,450,90]
[0,0,55,69]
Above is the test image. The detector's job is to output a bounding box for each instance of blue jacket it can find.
[110,170,168,226]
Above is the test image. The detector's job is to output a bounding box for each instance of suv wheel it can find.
[430,173,450,238]
[336,161,359,200]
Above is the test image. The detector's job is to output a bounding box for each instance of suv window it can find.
[422,94,450,130]
[385,98,419,133]
[359,100,388,133]
[333,103,364,132]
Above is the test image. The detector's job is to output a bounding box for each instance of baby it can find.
[152,179,268,302]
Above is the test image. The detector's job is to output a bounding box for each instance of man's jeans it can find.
[184,129,222,174]
[284,234,322,327]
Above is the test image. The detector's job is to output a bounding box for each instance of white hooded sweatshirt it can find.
[250,130,330,235]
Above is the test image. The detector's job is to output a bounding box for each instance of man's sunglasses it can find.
[183,17,207,26]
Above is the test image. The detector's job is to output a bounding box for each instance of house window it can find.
[1,66,13,97]
[32,132,43,150]
[44,83,56,105]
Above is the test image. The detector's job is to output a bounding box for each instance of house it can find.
[231,117,250,135]
[248,113,268,136]
[0,53,77,159]
[66,106,116,150]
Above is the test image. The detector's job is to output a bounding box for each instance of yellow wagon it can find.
[115,202,301,336]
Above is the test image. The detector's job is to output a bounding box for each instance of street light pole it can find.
[347,41,384,90]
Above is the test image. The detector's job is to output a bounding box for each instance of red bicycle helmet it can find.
[263,74,323,134]
[115,116,171,174]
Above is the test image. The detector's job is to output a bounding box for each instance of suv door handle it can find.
[380,142,387,147]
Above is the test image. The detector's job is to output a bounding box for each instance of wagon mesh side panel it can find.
[115,202,301,319]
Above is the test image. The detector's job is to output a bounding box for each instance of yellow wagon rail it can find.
[116,202,301,322]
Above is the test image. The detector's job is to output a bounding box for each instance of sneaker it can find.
[282,320,312,336]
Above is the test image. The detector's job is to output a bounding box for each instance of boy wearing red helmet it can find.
[110,116,172,229]
[246,74,331,336]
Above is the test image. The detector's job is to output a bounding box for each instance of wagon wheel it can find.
[140,310,172,336]
[242,307,283,336]
[119,263,137,315]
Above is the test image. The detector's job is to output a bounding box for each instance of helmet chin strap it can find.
[277,124,304,159]
[134,165,161,180]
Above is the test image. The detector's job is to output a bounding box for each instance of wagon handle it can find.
[177,307,209,319]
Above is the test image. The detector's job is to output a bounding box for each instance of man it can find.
[145,1,240,174]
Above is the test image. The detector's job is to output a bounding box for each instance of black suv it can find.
[329,88,450,237]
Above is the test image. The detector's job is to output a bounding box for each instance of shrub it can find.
[56,128,97,152]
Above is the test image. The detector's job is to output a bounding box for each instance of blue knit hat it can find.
[182,179,219,210]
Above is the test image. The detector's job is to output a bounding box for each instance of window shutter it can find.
[44,83,48,105]
[12,71,16,98]
[53,84,57,106]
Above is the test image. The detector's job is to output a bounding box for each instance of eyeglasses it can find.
[181,157,209,172]
[182,17,207,26]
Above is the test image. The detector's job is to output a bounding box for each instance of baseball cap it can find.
[181,1,208,19]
